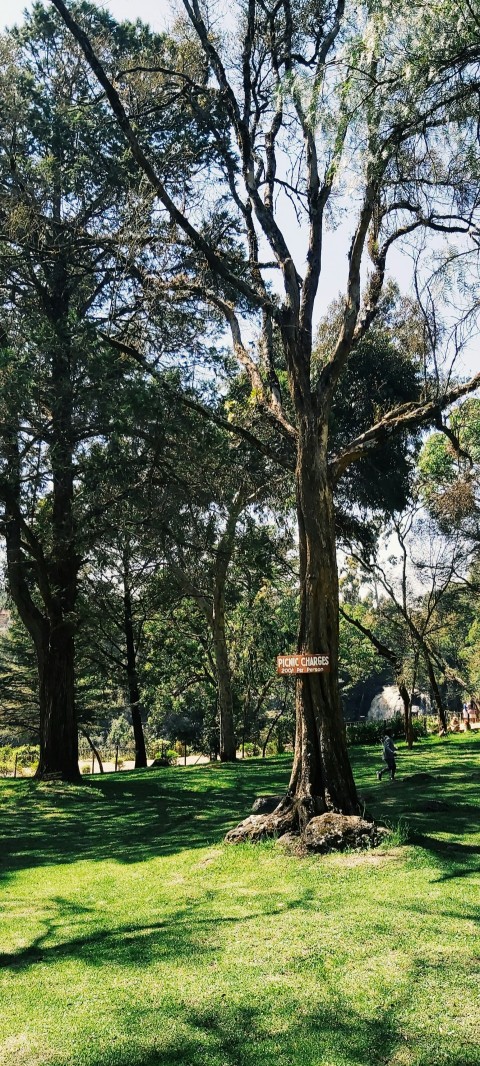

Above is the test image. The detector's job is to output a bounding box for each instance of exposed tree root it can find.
[225,799,388,853]
[34,770,82,784]
[224,806,297,844]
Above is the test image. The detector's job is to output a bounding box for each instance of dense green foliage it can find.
[346,716,428,745]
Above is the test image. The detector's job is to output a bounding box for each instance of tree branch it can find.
[49,0,271,314]
[330,371,480,483]
[98,331,295,471]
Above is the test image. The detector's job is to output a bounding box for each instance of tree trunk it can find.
[175,495,241,763]
[36,318,80,781]
[123,582,147,768]
[424,651,448,732]
[285,418,358,825]
[35,626,80,781]
[208,499,244,762]
[212,604,237,761]
[262,706,285,758]
[3,423,81,783]
[398,678,414,749]
[81,730,104,773]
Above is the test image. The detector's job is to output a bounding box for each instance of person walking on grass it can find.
[377,730,397,781]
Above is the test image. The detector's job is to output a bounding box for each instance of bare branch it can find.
[339,605,399,670]
[319,179,379,405]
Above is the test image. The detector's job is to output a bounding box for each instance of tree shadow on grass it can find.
[3,892,479,1066]
[0,759,292,879]
[1,741,479,882]
[0,877,340,975]
[352,733,480,789]
[407,831,480,883]
[164,1000,403,1066]
[354,737,480,887]
[0,912,258,972]
[0,884,312,972]
[365,771,480,862]
[2,885,478,1066]
[43,996,476,1066]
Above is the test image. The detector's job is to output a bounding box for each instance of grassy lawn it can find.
[1,734,479,1066]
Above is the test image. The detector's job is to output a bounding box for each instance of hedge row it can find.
[346,716,428,746]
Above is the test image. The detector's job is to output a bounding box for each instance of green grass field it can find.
[1,734,479,1066]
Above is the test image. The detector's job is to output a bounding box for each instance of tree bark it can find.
[123,581,148,768]
[212,588,237,762]
[399,678,414,749]
[171,493,240,763]
[36,320,80,780]
[285,417,358,826]
[262,703,285,758]
[424,650,448,732]
[36,625,80,780]
[207,496,249,762]
[3,424,81,782]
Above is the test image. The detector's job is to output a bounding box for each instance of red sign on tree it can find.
[277,654,330,675]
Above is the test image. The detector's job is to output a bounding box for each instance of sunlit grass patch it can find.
[0,736,479,1065]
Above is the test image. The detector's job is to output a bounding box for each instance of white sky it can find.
[2,1,480,378]
[3,0,169,32]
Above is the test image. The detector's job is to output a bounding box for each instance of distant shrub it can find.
[346,716,427,746]
[0,744,39,776]
[17,745,39,769]
[152,749,177,767]
[0,746,13,775]
[425,715,442,733]
[242,743,260,757]
[411,718,430,739]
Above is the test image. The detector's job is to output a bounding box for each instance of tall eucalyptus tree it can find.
[51,0,480,824]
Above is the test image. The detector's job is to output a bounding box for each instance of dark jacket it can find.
[382,736,397,765]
